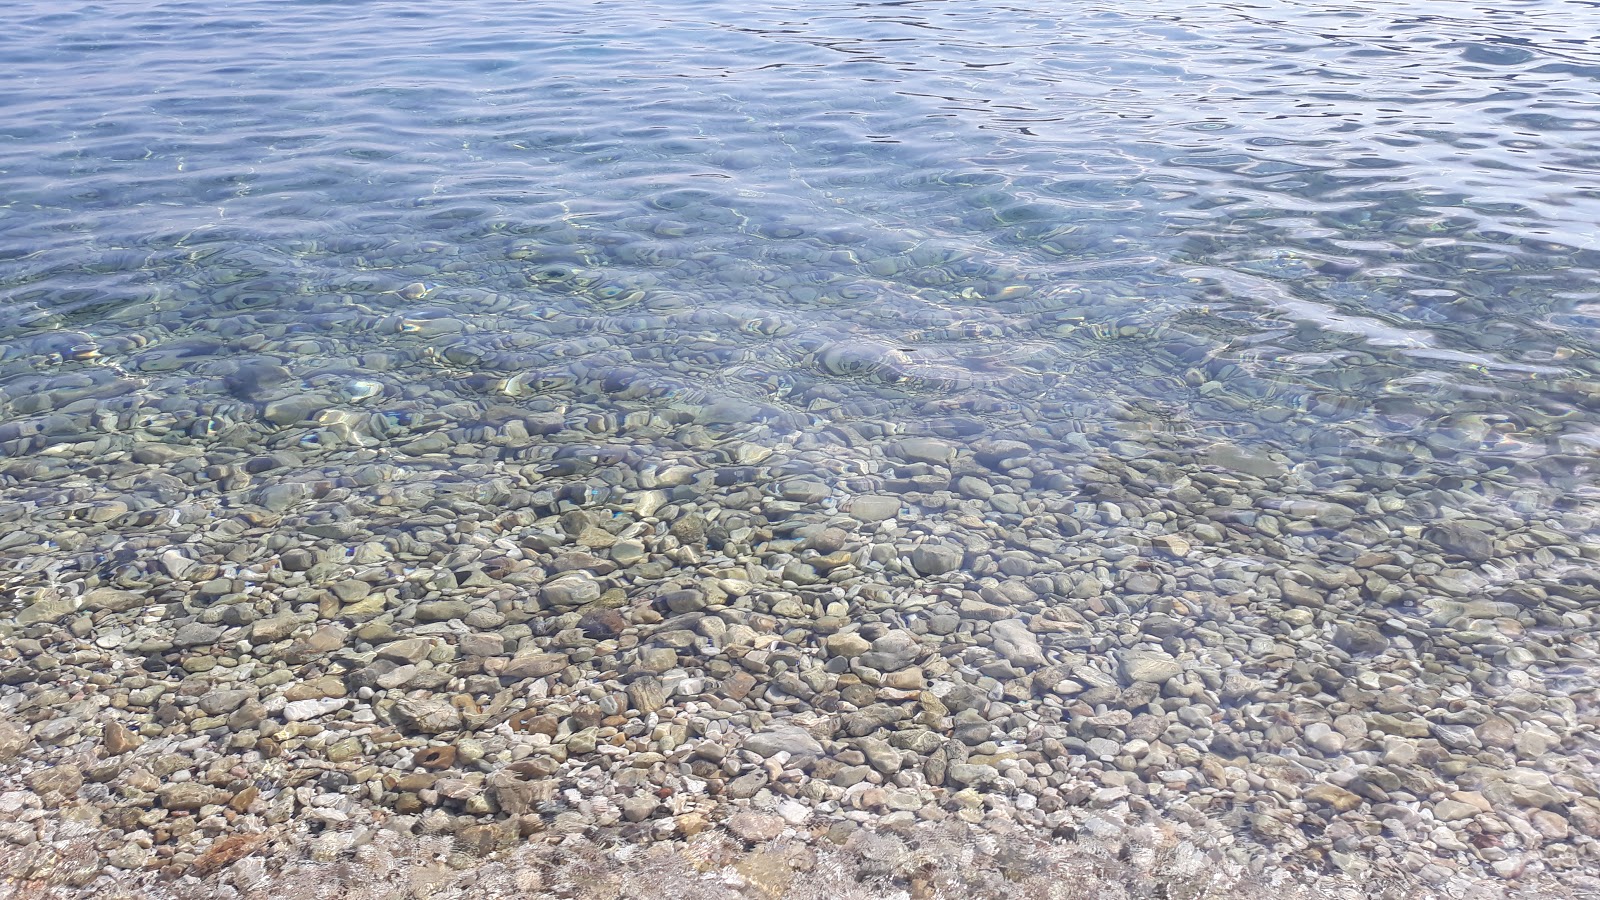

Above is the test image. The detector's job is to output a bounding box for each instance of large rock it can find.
[392,697,462,734]
[501,652,570,680]
[859,631,920,671]
[1120,649,1183,685]
[989,619,1047,669]
[1426,521,1496,561]
[909,542,964,576]
[541,573,601,609]
[173,622,225,648]
[743,726,823,759]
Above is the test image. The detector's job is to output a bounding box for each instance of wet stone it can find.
[909,542,963,576]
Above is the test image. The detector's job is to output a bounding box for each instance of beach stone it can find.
[893,438,955,465]
[1427,521,1495,560]
[860,738,902,774]
[1151,534,1191,558]
[392,697,462,734]
[172,622,225,648]
[910,542,964,576]
[627,677,666,714]
[849,496,900,523]
[502,653,569,679]
[0,721,29,762]
[621,795,658,823]
[1434,799,1479,822]
[743,726,823,759]
[284,698,347,722]
[826,632,871,658]
[669,514,707,544]
[727,810,785,844]
[1201,444,1286,478]
[989,619,1046,669]
[416,600,471,622]
[160,783,226,811]
[610,540,646,565]
[1333,623,1388,655]
[1305,784,1363,812]
[541,573,601,609]
[102,721,142,755]
[15,598,78,625]
[82,588,146,613]
[1516,722,1560,758]
[859,631,920,671]
[250,615,299,643]
[1120,649,1183,685]
[198,689,255,716]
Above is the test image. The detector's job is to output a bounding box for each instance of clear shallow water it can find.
[4,0,1600,494]
[6,0,1600,888]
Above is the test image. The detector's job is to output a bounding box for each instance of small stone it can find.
[159,783,226,811]
[1433,799,1479,822]
[1332,623,1388,655]
[1151,534,1191,557]
[283,698,347,722]
[627,677,666,714]
[172,622,225,648]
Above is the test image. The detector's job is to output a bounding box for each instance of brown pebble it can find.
[415,746,458,769]
[228,785,258,813]
[103,720,143,755]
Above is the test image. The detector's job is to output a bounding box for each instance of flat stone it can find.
[283,698,347,722]
[727,810,786,844]
[1434,799,1480,822]
[392,697,463,734]
[1120,649,1183,685]
[159,783,227,811]
[541,573,601,609]
[198,689,255,716]
[16,598,79,625]
[859,631,920,671]
[501,652,569,679]
[416,600,471,622]
[1305,783,1363,812]
[1201,444,1286,478]
[910,542,964,576]
[743,726,823,759]
[172,623,225,648]
[1333,623,1388,655]
[825,632,871,658]
[849,495,901,523]
[989,619,1046,669]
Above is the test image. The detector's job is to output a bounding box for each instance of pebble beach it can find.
[3,1,1600,897]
